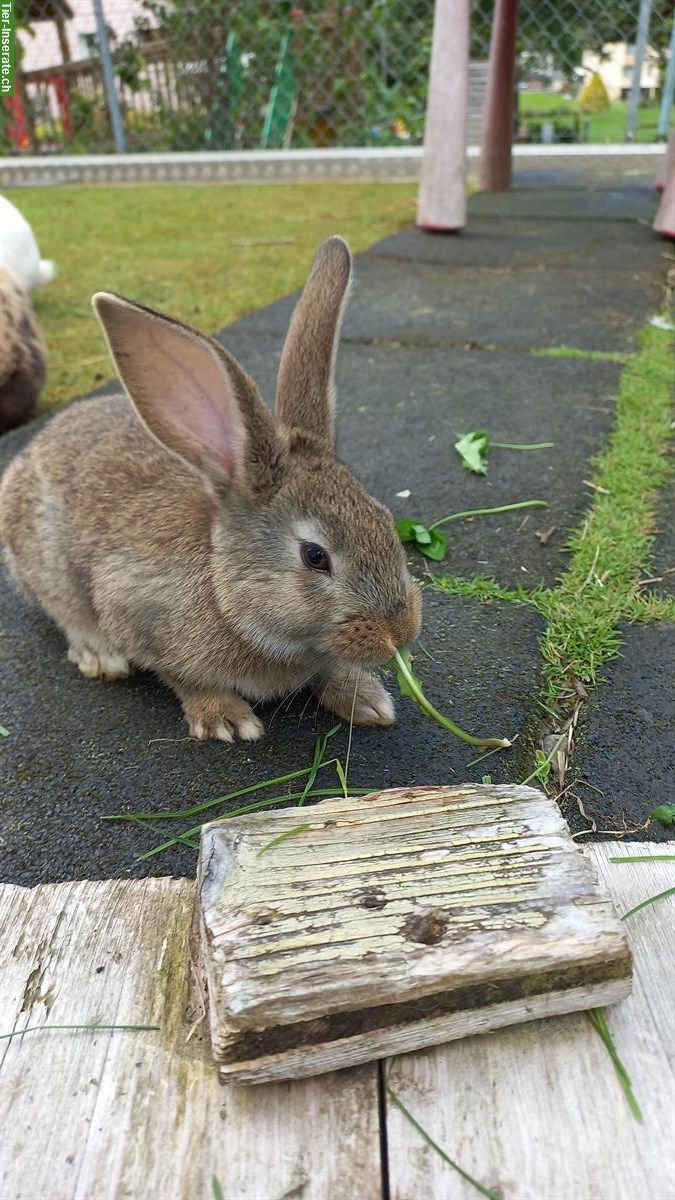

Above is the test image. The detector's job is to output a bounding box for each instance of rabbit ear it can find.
[275,236,352,452]
[92,293,283,495]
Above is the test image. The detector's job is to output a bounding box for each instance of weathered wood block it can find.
[194,784,632,1084]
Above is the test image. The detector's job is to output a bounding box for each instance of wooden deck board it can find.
[0,878,382,1200]
[1,841,672,1198]
[384,843,675,1200]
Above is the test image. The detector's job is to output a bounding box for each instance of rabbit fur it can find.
[0,266,47,433]
[0,237,421,742]
[0,196,56,293]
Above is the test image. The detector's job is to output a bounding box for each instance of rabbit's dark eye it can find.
[301,541,331,574]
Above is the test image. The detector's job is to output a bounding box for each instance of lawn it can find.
[519,93,668,143]
[15,182,416,412]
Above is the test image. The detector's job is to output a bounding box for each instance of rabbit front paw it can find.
[67,633,130,681]
[181,691,264,743]
[318,671,396,727]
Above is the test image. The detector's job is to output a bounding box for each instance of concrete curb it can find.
[0,144,664,187]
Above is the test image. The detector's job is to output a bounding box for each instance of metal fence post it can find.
[657,17,675,141]
[91,0,127,153]
[626,0,652,143]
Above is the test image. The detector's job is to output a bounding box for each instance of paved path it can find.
[0,175,672,884]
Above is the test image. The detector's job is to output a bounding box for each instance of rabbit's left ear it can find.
[275,236,352,453]
[93,293,283,496]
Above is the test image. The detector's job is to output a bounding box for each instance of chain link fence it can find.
[3,1,674,155]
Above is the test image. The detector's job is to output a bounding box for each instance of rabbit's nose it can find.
[387,585,422,650]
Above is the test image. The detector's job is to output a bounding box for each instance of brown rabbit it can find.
[0,238,421,742]
[0,267,47,433]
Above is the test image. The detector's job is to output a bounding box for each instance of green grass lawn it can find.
[15,182,416,412]
[519,93,668,143]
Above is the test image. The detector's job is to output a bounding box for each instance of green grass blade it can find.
[586,1009,642,1122]
[610,855,675,863]
[212,1176,224,1200]
[105,765,322,823]
[135,787,375,861]
[335,759,348,799]
[428,500,548,530]
[257,824,313,856]
[298,725,341,807]
[386,1084,501,1199]
[0,1023,159,1041]
[621,886,675,921]
[491,442,554,451]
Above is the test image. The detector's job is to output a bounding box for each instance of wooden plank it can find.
[0,878,382,1200]
[384,842,675,1200]
[195,785,631,1082]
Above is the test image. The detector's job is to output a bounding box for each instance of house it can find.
[20,0,145,72]
[581,41,662,101]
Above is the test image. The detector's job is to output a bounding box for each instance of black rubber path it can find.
[1,174,673,883]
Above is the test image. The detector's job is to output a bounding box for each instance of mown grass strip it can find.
[531,347,630,363]
[537,324,674,702]
[433,324,675,713]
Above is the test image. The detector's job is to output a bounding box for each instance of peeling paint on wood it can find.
[195,784,632,1082]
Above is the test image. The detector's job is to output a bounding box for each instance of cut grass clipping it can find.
[611,852,675,921]
[397,500,548,561]
[0,1023,159,1040]
[386,1079,500,1200]
[586,1009,642,1123]
[105,725,376,863]
[390,648,511,749]
[109,644,514,863]
[455,430,554,476]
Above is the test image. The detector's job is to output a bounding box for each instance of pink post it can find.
[478,0,519,192]
[416,0,470,232]
[655,131,675,193]
[654,168,675,238]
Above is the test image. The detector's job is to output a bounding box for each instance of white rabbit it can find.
[0,195,56,293]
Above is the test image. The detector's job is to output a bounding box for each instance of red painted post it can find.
[655,130,675,193]
[416,0,470,232]
[654,168,675,238]
[478,0,519,192]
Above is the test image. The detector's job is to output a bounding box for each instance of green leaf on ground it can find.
[455,430,490,475]
[0,725,9,737]
[650,804,675,827]
[395,519,448,561]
